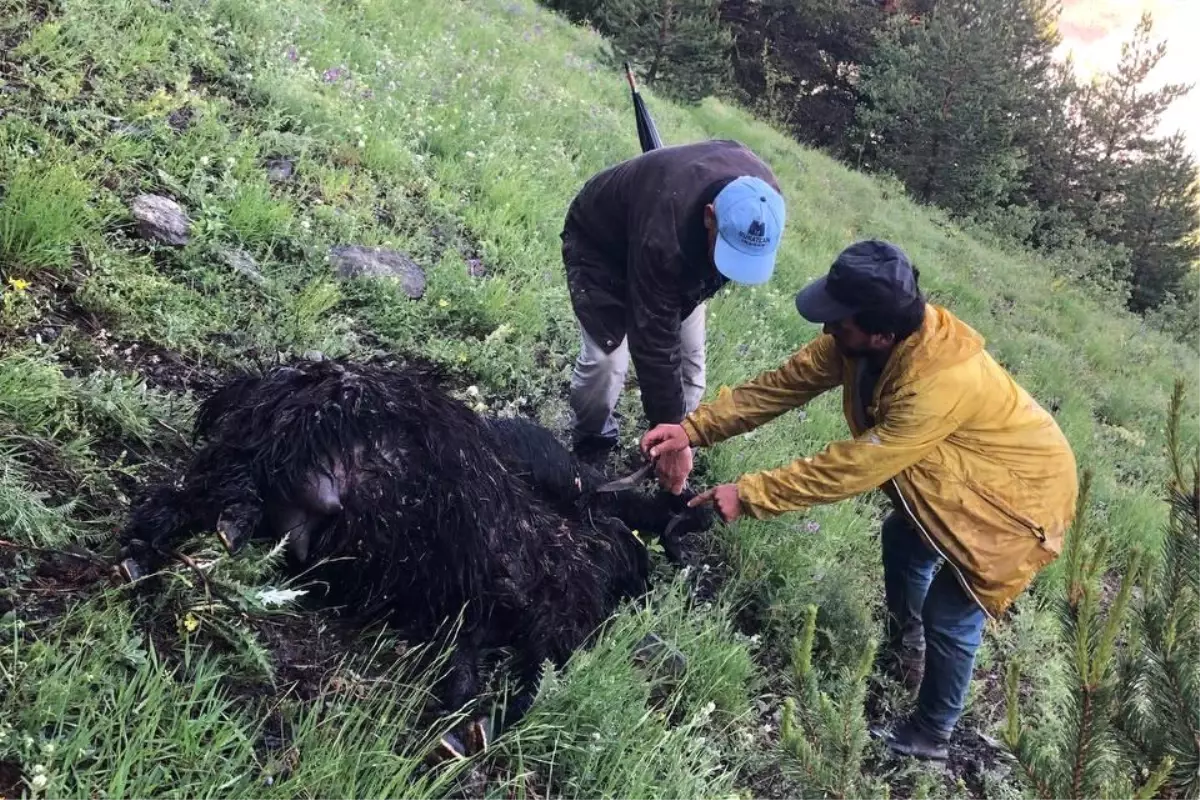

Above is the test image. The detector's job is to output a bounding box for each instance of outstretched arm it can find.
[642,333,844,456]
[733,380,961,519]
[641,334,844,495]
[682,333,844,447]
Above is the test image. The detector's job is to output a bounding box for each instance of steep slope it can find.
[0,0,1194,796]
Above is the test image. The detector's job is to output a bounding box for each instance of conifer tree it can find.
[1068,14,1191,233]
[779,605,879,799]
[597,0,731,104]
[1003,472,1162,799]
[1004,381,1198,797]
[718,0,887,149]
[852,0,1062,215]
[1115,134,1200,312]
[1116,379,1200,797]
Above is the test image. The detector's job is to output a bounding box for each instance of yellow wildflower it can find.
[7,277,29,293]
[438,298,450,308]
[181,612,200,633]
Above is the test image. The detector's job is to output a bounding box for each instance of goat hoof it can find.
[464,716,491,753]
[429,732,469,764]
[216,518,248,554]
[117,558,144,583]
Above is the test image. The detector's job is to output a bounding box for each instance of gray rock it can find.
[266,157,295,183]
[632,632,688,679]
[131,194,191,246]
[167,107,194,133]
[329,245,425,299]
[217,247,265,284]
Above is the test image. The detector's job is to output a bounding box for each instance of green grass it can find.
[0,160,96,275]
[0,0,1196,795]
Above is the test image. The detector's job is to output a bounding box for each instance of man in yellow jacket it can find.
[641,240,1078,760]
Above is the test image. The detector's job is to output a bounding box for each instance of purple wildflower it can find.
[285,45,299,62]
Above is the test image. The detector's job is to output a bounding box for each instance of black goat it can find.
[115,356,711,758]
[483,415,712,565]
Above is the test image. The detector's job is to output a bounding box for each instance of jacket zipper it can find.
[889,477,994,622]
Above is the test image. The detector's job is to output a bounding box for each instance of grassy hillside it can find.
[0,0,1196,796]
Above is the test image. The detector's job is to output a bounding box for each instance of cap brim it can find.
[794,276,857,323]
[713,235,775,286]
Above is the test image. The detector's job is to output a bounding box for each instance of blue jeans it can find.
[881,512,985,740]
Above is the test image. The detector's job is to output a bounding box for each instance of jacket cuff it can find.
[680,417,702,446]
[736,473,803,520]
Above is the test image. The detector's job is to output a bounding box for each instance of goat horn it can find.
[661,511,687,540]
[593,461,655,493]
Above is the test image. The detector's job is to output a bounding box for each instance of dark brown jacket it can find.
[560,139,781,425]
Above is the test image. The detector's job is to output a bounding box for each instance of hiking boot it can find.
[883,718,950,761]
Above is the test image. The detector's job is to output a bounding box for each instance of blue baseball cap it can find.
[712,176,786,285]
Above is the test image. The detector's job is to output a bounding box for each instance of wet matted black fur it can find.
[116,355,712,752]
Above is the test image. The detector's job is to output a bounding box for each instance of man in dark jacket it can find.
[561,139,787,468]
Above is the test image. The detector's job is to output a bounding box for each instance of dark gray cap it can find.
[794,240,921,323]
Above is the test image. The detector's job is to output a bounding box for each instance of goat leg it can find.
[216,503,262,554]
[117,484,206,581]
[487,689,537,745]
[657,512,688,566]
[429,643,484,763]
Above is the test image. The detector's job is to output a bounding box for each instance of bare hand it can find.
[641,424,691,459]
[688,483,743,523]
[654,447,693,495]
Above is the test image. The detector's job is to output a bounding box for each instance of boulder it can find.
[265,157,295,183]
[329,245,426,299]
[131,194,191,246]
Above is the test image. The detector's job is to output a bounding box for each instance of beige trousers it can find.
[569,304,706,444]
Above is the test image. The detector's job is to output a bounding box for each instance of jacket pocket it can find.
[963,478,1046,542]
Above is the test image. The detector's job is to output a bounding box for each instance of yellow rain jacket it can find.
[681,304,1078,618]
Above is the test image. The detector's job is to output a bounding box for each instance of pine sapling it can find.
[780,604,878,799]
[1003,470,1162,798]
[1116,378,1198,798]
